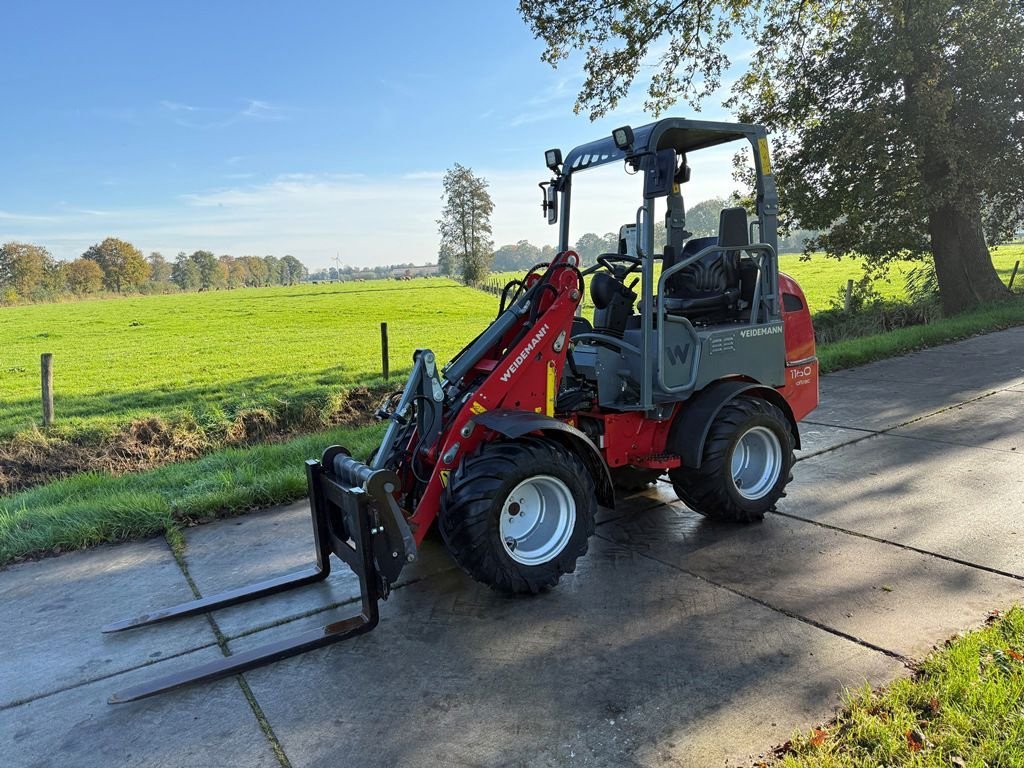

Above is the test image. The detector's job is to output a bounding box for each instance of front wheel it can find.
[438,437,597,594]
[669,396,794,522]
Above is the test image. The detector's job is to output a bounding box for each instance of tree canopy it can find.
[82,237,150,293]
[0,242,54,300]
[438,164,495,285]
[64,258,104,295]
[0,236,313,306]
[519,0,1024,313]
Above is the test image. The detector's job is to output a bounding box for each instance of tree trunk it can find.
[928,201,1009,315]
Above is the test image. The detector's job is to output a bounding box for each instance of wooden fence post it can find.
[1009,260,1020,291]
[41,353,54,427]
[380,322,389,381]
[844,279,854,313]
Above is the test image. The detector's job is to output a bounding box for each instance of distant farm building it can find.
[390,264,441,279]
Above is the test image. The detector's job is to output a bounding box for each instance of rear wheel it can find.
[439,437,597,594]
[669,396,794,522]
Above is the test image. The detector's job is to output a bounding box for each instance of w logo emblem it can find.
[665,345,690,366]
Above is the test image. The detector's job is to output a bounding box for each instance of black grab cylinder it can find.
[332,452,376,489]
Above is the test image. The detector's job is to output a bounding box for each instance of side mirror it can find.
[540,182,558,224]
[642,149,677,199]
[618,224,638,257]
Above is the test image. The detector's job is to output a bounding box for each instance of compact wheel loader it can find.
[105,117,819,702]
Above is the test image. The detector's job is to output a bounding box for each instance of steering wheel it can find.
[596,253,642,274]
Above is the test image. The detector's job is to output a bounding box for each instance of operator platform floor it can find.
[3,327,1024,767]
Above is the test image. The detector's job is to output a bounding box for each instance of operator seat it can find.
[661,207,748,319]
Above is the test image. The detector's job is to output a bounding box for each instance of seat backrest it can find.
[664,236,718,296]
[662,209,747,305]
[716,207,748,285]
[718,207,749,249]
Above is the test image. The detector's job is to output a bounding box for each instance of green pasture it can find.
[1,248,1021,444]
[0,278,498,440]
[494,245,1024,313]
[780,245,1023,312]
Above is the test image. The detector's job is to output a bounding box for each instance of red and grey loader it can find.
[104,117,819,703]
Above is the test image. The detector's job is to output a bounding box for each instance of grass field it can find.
[0,278,498,441]
[780,245,1023,312]
[3,247,1021,443]
[494,245,1024,313]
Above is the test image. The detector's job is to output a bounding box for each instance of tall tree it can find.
[186,250,225,290]
[573,232,614,266]
[0,241,53,298]
[279,255,306,285]
[82,237,149,293]
[263,255,280,286]
[492,240,543,271]
[519,0,1024,313]
[171,251,201,291]
[437,243,457,276]
[147,252,172,285]
[437,164,495,285]
[64,258,104,295]
[241,255,269,287]
[685,198,730,239]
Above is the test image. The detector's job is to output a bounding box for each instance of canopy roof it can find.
[561,117,762,175]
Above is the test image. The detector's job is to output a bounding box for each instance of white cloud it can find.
[160,98,290,129]
[240,99,286,121]
[3,143,746,269]
[0,210,58,222]
[159,100,204,113]
[402,171,445,181]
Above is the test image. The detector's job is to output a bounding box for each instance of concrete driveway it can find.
[3,328,1023,767]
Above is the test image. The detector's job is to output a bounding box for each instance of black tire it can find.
[669,396,794,522]
[438,437,597,594]
[610,465,662,492]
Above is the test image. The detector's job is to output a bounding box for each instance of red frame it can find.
[777,274,819,422]
[404,261,820,543]
[408,256,583,539]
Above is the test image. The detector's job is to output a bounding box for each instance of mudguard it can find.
[474,410,615,508]
[672,380,800,469]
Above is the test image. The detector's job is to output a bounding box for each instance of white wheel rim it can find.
[730,426,783,500]
[499,475,576,566]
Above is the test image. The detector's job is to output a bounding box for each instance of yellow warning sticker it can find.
[469,401,487,415]
[545,360,556,417]
[757,137,772,175]
[439,469,450,488]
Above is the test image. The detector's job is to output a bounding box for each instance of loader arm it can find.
[404,254,587,535]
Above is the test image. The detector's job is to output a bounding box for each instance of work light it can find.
[612,125,634,150]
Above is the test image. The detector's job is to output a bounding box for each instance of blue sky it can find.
[1,1,742,269]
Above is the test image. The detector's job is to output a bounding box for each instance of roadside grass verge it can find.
[818,297,1024,373]
[0,422,384,566]
[0,384,384,496]
[775,606,1024,767]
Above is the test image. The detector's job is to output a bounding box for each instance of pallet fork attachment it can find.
[104,450,416,704]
